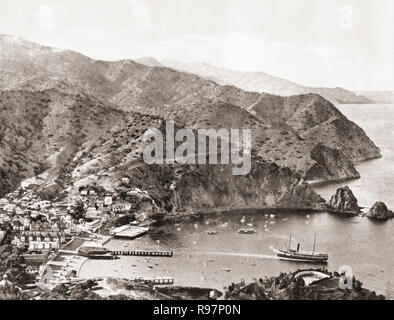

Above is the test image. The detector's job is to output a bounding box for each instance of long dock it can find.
[111,250,173,257]
[131,277,174,285]
[54,276,174,286]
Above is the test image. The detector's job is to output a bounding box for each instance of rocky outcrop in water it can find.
[367,202,394,220]
[328,186,361,214]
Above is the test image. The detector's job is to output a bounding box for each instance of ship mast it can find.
[288,235,292,250]
[312,234,316,255]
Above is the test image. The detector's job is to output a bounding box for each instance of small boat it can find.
[238,227,256,234]
[207,230,218,235]
[219,222,228,228]
[273,234,328,264]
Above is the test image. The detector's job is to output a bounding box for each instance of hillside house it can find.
[104,195,113,206]
[112,203,132,213]
[11,219,25,232]
[39,201,52,209]
[3,204,17,214]
[0,213,10,223]
[86,207,101,219]
[96,200,104,208]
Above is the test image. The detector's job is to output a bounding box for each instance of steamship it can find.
[273,235,328,264]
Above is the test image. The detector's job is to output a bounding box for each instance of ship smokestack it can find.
[297,243,300,252]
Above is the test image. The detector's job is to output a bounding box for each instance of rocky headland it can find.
[224,269,385,300]
[9,269,385,300]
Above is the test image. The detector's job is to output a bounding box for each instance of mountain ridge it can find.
[137,58,373,105]
[355,91,394,104]
[0,35,382,211]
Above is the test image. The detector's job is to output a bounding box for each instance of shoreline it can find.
[307,154,382,187]
[150,205,371,228]
[152,206,324,227]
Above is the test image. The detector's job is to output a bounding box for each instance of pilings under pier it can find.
[132,277,174,285]
[111,250,173,257]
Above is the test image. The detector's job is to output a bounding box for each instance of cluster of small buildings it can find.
[0,189,76,252]
[0,182,157,262]
[0,178,164,288]
[14,231,66,251]
[78,187,146,218]
[0,183,146,247]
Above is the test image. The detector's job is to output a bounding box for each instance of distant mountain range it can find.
[136,58,373,105]
[355,91,394,104]
[0,35,382,213]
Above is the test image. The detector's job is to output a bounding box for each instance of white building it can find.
[104,196,113,206]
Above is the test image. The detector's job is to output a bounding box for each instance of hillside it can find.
[102,64,380,180]
[0,88,324,212]
[0,35,382,202]
[64,113,325,214]
[153,59,373,104]
[0,89,126,198]
[155,98,360,181]
[245,93,381,162]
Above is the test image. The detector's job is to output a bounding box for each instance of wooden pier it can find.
[132,277,174,285]
[110,250,173,257]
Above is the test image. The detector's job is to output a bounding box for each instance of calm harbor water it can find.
[80,104,394,296]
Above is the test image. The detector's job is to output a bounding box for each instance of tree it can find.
[71,201,86,221]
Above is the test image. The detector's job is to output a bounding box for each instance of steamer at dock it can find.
[77,242,173,259]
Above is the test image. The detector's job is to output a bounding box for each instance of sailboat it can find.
[273,234,328,264]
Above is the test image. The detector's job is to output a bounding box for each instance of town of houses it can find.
[0,180,156,282]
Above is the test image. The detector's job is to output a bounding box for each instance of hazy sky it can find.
[0,0,393,90]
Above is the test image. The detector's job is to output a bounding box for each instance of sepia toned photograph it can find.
[0,0,393,305]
